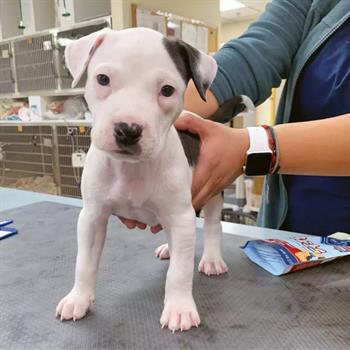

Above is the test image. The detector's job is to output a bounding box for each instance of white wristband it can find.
[247,127,271,154]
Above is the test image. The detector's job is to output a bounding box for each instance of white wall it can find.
[111,0,220,30]
[220,19,252,44]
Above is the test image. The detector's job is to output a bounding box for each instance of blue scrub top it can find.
[282,19,350,236]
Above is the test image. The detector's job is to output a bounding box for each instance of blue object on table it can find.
[0,219,18,240]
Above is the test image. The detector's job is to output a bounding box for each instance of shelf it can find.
[0,88,85,99]
[0,119,92,126]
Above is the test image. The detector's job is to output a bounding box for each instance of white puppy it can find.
[56,27,249,332]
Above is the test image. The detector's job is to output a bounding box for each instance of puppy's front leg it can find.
[160,208,199,332]
[56,206,109,321]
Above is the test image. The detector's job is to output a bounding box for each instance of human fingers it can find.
[119,217,137,229]
[136,222,147,230]
[190,152,215,201]
[174,112,211,136]
[150,225,163,234]
[119,217,147,230]
[192,176,219,210]
[193,165,239,210]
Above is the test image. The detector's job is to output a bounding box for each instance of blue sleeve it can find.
[211,0,313,105]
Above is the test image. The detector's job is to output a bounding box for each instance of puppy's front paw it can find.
[155,243,170,260]
[198,257,228,276]
[56,290,94,321]
[160,296,200,332]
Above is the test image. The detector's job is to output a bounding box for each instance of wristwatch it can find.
[243,127,272,176]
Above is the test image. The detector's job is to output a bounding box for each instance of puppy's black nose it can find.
[114,122,143,146]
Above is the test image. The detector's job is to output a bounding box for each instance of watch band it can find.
[243,126,273,176]
[246,127,271,154]
[262,125,280,174]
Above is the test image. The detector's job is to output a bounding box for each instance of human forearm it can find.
[275,114,350,176]
[212,0,312,106]
[184,0,313,118]
[184,81,219,117]
[176,113,350,209]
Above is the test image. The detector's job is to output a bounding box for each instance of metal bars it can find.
[0,122,92,198]
[0,43,14,94]
[0,17,110,96]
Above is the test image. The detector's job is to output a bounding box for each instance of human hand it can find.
[118,111,249,230]
[175,111,249,210]
[118,216,162,233]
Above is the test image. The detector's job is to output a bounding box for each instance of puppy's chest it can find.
[107,170,159,224]
[111,178,152,207]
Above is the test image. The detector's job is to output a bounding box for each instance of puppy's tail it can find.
[209,95,255,124]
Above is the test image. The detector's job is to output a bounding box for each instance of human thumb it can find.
[174,111,209,136]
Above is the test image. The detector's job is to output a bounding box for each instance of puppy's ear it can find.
[65,28,111,87]
[163,38,217,101]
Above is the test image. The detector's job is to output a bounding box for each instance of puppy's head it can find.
[65,27,217,161]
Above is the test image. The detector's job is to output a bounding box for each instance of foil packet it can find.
[242,232,350,276]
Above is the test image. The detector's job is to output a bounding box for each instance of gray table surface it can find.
[0,187,306,240]
[1,202,350,350]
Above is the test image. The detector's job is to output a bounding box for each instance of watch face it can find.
[245,153,272,176]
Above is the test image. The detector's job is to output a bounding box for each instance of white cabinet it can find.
[0,0,23,40]
[20,0,55,35]
[58,0,111,28]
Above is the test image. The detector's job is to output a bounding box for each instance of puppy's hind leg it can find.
[198,193,228,276]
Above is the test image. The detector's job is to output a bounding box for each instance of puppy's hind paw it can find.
[198,257,228,276]
[155,243,170,260]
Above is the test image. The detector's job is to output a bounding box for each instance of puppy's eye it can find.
[160,85,175,97]
[97,74,110,86]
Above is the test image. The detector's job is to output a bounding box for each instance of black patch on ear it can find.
[163,37,207,101]
[162,38,192,84]
[177,130,200,167]
[209,96,245,124]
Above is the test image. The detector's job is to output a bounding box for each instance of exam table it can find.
[1,188,349,350]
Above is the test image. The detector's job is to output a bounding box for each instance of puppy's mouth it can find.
[115,144,142,156]
[115,149,134,155]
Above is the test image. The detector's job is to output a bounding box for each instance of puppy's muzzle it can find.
[114,122,143,155]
